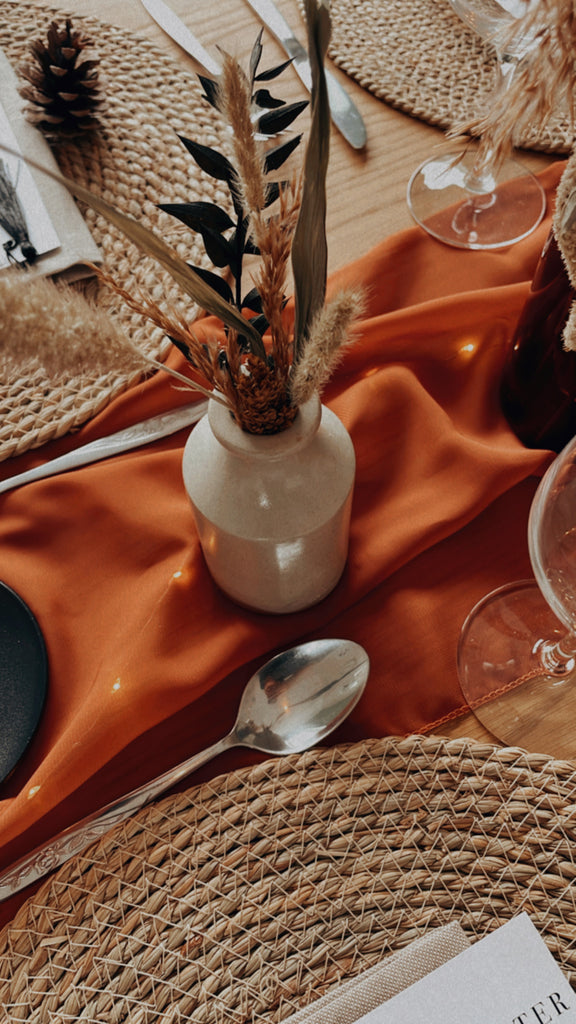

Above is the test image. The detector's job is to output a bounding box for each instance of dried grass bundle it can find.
[0,272,146,380]
[553,152,576,351]
[449,0,576,171]
[219,52,267,217]
[290,289,366,406]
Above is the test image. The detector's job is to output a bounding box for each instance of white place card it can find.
[0,48,101,281]
[0,95,61,268]
[355,914,575,1024]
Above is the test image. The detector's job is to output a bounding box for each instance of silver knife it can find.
[243,0,367,149]
[139,0,221,77]
[140,0,366,150]
[0,400,208,496]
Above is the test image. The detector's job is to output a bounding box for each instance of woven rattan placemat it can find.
[0,1,227,460]
[3,734,576,1022]
[325,0,572,154]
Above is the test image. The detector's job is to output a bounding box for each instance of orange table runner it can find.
[0,161,564,930]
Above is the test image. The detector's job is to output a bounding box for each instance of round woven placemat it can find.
[325,0,573,154]
[0,2,228,460]
[3,734,576,1022]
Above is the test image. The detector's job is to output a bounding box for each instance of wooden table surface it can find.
[44,0,555,747]
[47,0,552,271]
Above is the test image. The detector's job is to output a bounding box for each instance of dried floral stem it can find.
[141,354,229,406]
[219,53,266,215]
[553,153,576,352]
[291,0,331,359]
[93,266,240,403]
[252,177,302,377]
[217,48,297,378]
[94,268,206,371]
[449,0,576,171]
[290,288,365,406]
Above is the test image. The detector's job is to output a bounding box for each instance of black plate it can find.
[0,581,48,783]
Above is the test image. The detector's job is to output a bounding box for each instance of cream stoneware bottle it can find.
[182,394,355,614]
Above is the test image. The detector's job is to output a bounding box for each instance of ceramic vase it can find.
[182,394,355,614]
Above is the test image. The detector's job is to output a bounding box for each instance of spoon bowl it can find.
[234,638,369,754]
[0,638,369,901]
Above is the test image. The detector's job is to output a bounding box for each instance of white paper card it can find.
[0,96,61,268]
[0,48,101,281]
[355,914,575,1024]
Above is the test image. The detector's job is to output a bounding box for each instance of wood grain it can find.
[44,0,552,273]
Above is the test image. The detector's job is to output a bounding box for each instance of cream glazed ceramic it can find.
[182,394,356,613]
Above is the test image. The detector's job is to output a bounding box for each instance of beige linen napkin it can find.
[0,48,101,281]
[282,922,470,1024]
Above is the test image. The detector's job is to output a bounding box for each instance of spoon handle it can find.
[0,732,235,902]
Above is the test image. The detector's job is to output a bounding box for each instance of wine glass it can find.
[457,433,576,759]
[407,0,546,250]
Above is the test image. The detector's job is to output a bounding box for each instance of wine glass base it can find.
[458,580,576,759]
[407,148,546,250]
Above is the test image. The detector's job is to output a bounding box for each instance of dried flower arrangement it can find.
[449,0,576,171]
[1,0,363,436]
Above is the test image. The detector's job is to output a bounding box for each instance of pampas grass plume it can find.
[289,288,365,406]
[554,154,576,352]
[0,273,147,379]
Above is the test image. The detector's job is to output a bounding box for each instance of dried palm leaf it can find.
[291,0,331,361]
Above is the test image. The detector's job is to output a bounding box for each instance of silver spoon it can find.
[0,638,369,901]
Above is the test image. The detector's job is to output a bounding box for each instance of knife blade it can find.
[243,0,367,150]
[139,0,221,77]
[0,400,208,496]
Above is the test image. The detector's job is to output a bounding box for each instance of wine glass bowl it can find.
[406,0,546,249]
[458,435,576,759]
[528,438,576,635]
[448,0,534,57]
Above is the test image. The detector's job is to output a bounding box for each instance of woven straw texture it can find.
[324,0,573,153]
[3,735,576,1022]
[0,1,228,460]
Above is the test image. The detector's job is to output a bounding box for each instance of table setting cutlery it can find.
[139,0,366,148]
[244,0,366,148]
[0,400,208,495]
[0,637,369,900]
[139,0,220,76]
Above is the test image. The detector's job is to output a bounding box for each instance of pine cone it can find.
[18,19,102,139]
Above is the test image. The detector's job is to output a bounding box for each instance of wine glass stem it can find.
[465,151,496,194]
[537,636,576,676]
[472,52,519,182]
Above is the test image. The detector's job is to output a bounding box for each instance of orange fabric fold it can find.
[0,160,565,928]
